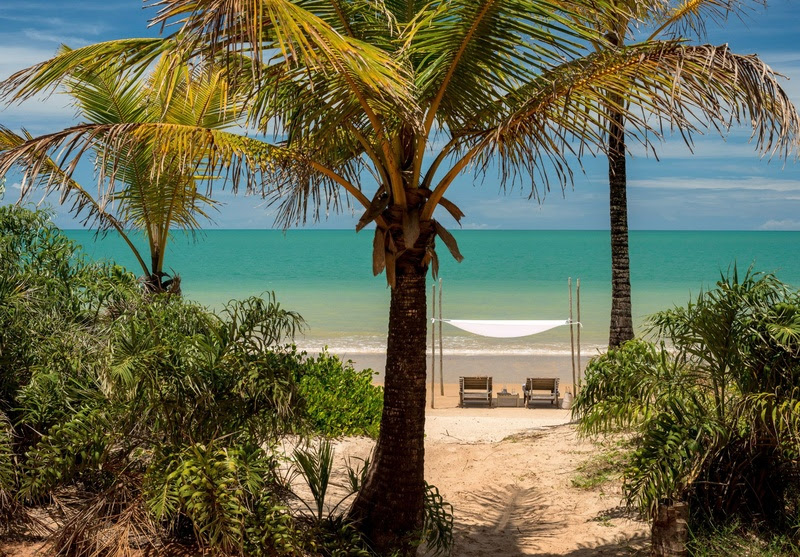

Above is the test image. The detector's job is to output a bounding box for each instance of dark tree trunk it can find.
[144,252,164,293]
[608,103,634,348]
[651,501,689,557]
[143,250,181,295]
[349,243,429,555]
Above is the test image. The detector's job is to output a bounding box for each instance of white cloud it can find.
[756,51,800,66]
[0,45,61,79]
[0,95,76,134]
[22,29,91,47]
[631,176,800,193]
[626,134,773,160]
[0,44,86,131]
[758,219,800,230]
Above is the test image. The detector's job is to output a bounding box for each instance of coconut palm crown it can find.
[0,50,246,292]
[0,0,798,552]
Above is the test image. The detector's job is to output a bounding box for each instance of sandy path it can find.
[333,390,650,556]
[429,426,647,555]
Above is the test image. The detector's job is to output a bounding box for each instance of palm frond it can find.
[148,0,415,113]
[649,0,766,41]
[448,41,799,202]
[0,38,174,104]
[0,126,150,275]
[405,0,610,133]
[294,0,400,42]
[0,120,368,230]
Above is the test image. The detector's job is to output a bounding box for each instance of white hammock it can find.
[433,319,576,338]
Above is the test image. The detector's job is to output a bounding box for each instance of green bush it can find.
[296,351,383,438]
[574,268,800,543]
[0,206,379,555]
[0,204,138,421]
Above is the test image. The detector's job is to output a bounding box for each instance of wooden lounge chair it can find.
[459,376,493,407]
[523,378,560,408]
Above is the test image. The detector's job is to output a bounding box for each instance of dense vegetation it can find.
[0,205,411,556]
[297,352,383,439]
[3,0,797,550]
[574,268,800,552]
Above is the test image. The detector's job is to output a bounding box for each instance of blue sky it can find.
[1,0,799,230]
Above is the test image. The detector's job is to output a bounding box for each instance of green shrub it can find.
[422,482,454,557]
[0,207,382,554]
[571,439,631,491]
[574,268,800,541]
[0,205,138,420]
[0,412,19,525]
[296,351,383,438]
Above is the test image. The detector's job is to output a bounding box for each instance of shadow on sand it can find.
[452,483,648,556]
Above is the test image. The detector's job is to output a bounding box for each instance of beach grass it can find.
[571,437,631,491]
[689,523,800,557]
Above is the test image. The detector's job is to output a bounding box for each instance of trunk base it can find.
[651,502,689,557]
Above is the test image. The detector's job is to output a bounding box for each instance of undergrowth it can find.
[296,351,383,438]
[0,205,454,556]
[688,522,800,557]
[571,438,631,491]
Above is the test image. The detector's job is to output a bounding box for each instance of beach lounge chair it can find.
[522,378,560,408]
[459,376,493,407]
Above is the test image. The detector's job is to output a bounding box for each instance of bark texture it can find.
[651,502,689,557]
[349,237,429,555]
[608,103,634,348]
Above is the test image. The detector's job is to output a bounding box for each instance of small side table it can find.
[495,392,520,408]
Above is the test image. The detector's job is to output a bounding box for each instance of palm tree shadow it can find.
[452,484,648,556]
[534,534,649,556]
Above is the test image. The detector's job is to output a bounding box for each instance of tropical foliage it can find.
[574,268,800,543]
[0,51,246,292]
[688,520,800,557]
[2,0,798,551]
[0,205,396,555]
[296,352,383,438]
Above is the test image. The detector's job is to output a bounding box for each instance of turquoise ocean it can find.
[65,229,800,358]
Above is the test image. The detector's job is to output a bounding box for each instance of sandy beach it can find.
[337,351,596,388]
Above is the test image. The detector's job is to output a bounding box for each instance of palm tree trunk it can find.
[608,103,634,348]
[349,255,428,555]
[144,251,163,293]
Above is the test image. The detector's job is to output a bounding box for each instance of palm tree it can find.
[596,0,781,348]
[0,51,244,292]
[0,0,797,552]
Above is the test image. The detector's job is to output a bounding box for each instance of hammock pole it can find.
[577,278,582,393]
[569,277,576,395]
[439,278,444,396]
[431,284,436,409]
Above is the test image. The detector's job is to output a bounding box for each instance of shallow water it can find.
[66,229,800,356]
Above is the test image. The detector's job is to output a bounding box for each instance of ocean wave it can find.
[295,337,605,357]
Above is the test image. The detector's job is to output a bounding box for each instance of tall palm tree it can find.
[596,0,779,348]
[0,51,244,292]
[0,0,797,552]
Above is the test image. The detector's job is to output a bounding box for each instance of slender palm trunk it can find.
[144,248,180,294]
[608,104,634,348]
[350,244,429,555]
[144,251,164,293]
